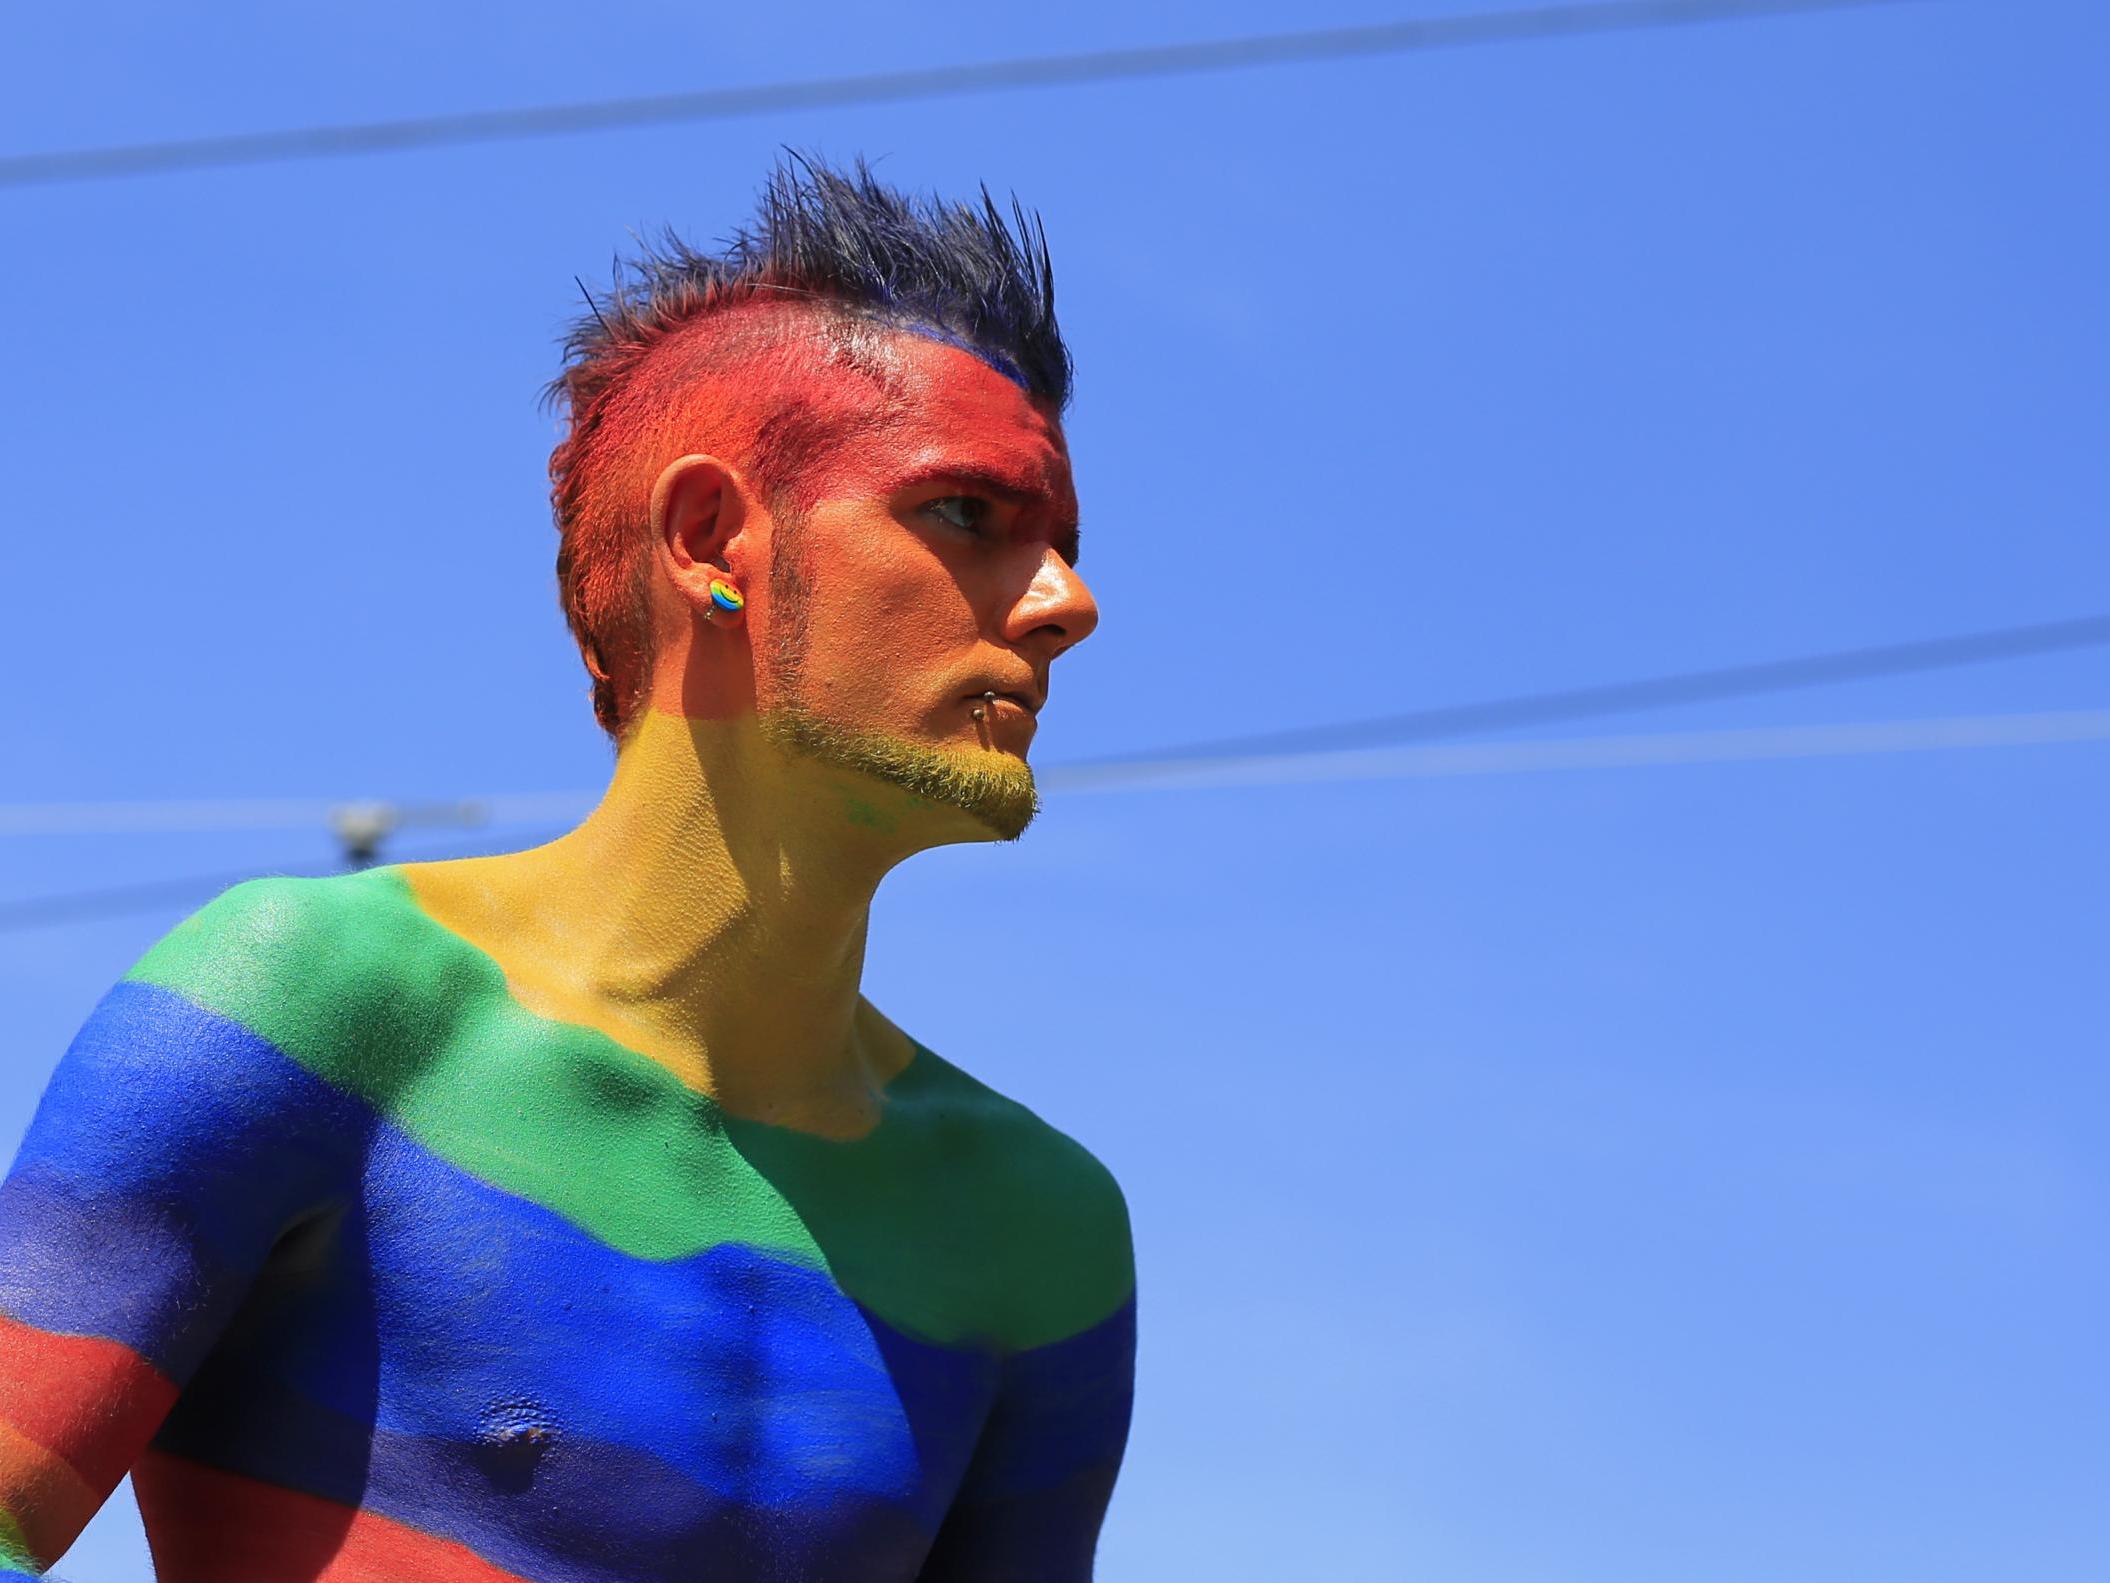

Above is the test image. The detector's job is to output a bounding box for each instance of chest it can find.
[373,1126,997,1496]
[169,1121,1002,1581]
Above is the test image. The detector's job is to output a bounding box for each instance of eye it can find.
[923,496,990,534]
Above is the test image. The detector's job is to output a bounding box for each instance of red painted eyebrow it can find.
[896,461,1064,507]
[897,463,1082,563]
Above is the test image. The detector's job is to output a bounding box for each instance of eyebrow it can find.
[899,463,1082,564]
[897,461,1054,505]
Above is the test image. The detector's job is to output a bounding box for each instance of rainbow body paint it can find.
[0,870,1134,1579]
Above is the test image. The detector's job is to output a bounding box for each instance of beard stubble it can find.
[755,519,1040,842]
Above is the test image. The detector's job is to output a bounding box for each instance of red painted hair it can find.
[546,157,1070,740]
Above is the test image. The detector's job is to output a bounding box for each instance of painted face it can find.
[751,333,1097,840]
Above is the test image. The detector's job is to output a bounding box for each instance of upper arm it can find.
[920,1135,1138,1582]
[0,879,374,1572]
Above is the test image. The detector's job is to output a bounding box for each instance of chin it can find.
[759,708,1040,842]
[945,761,1040,842]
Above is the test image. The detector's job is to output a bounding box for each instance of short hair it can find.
[548,155,1072,740]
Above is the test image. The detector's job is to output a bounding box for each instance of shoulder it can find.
[8,877,420,1372]
[15,873,434,1231]
[125,866,464,1094]
[894,1048,1135,1351]
[132,867,411,1010]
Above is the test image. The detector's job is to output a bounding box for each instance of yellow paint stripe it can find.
[399,711,916,1132]
[0,1415,99,1569]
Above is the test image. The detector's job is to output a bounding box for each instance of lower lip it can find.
[971,696,1036,726]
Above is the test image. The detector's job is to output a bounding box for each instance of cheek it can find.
[800,556,975,697]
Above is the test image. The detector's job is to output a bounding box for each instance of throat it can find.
[396,714,915,1137]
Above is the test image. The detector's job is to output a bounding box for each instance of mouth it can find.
[964,686,1044,717]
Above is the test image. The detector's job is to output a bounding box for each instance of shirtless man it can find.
[0,158,1135,1582]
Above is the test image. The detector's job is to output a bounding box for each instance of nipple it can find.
[478,1398,557,1491]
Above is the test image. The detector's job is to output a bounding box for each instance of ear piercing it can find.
[707,579,745,616]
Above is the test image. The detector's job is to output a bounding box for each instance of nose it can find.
[1003,544,1100,658]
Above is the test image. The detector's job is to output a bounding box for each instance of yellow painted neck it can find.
[402,709,919,1137]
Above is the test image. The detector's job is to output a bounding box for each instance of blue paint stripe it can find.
[967,1296,1136,1498]
[269,1127,993,1515]
[0,1167,242,1381]
[158,1391,940,1583]
[0,981,369,1378]
[919,1463,1126,1582]
[5,979,1133,1560]
[4,983,1002,1517]
[7,981,371,1237]
[916,1301,1135,1576]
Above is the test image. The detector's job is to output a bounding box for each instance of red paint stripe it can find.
[0,1313,178,1494]
[134,1452,535,1583]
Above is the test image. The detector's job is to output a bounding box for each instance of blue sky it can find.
[3,2,2105,1578]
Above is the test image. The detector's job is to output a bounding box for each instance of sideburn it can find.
[761,506,817,699]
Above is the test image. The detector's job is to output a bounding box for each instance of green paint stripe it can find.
[128,870,1131,1348]
[131,869,824,1269]
[723,1056,1134,1351]
[0,1504,35,1571]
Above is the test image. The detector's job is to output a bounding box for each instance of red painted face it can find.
[748,333,1097,763]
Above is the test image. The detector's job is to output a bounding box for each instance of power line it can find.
[0,829,570,935]
[0,866,318,932]
[1064,612,2110,767]
[0,793,588,840]
[3,704,2100,934]
[2,613,2101,838]
[1048,706,2110,794]
[0,0,1927,191]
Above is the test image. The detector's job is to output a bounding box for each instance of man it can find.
[0,158,1135,1582]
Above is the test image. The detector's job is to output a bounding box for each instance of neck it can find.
[405,709,927,1135]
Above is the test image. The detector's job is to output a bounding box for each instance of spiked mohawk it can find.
[559,156,1071,409]
[549,155,1072,739]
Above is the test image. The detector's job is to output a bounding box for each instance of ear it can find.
[649,453,753,617]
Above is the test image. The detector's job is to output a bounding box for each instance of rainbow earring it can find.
[707,578,745,617]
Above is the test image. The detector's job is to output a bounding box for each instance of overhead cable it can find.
[0,830,569,934]
[1065,613,2110,768]
[2,613,2101,838]
[0,793,588,841]
[1048,706,2110,794]
[0,0,1927,191]
[3,704,2102,934]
